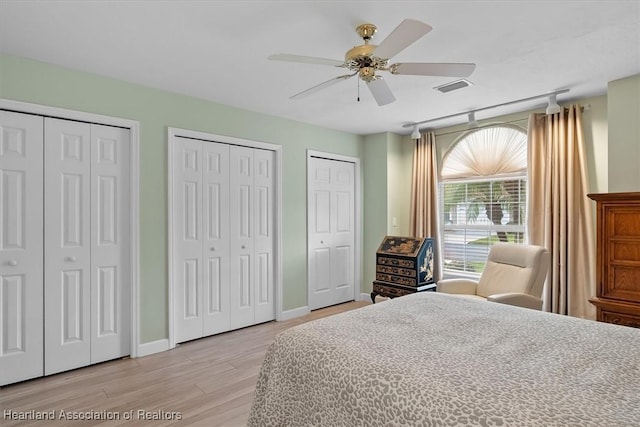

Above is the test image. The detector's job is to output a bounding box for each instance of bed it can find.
[248,292,640,426]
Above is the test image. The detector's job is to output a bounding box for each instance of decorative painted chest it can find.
[371,236,436,302]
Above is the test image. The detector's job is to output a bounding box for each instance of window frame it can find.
[439,125,528,279]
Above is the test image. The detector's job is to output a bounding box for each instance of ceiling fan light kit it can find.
[269,19,476,106]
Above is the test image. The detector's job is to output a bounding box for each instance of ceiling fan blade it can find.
[391,62,476,77]
[269,54,345,67]
[290,73,356,99]
[367,78,396,106]
[373,19,432,60]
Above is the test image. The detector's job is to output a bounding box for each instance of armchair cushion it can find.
[436,278,478,295]
[486,293,543,310]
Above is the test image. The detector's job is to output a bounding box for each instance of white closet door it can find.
[172,137,275,340]
[253,149,275,323]
[173,137,204,343]
[331,160,355,305]
[308,157,355,310]
[0,111,44,386]
[90,124,130,363]
[202,142,230,336]
[230,146,255,329]
[44,118,92,375]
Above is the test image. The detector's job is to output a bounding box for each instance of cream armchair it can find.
[437,243,550,310]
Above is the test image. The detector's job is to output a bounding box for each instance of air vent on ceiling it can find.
[434,79,473,93]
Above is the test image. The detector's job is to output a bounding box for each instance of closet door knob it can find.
[66,256,77,262]
[8,260,18,266]
[210,247,215,251]
[241,245,246,249]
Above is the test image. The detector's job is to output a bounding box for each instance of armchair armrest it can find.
[437,279,478,295]
[487,293,543,310]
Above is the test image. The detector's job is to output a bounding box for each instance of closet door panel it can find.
[0,111,44,385]
[44,118,91,375]
[307,157,355,309]
[330,161,355,305]
[307,157,335,309]
[202,142,230,335]
[90,124,130,363]
[230,146,254,329]
[253,149,275,323]
[173,137,204,343]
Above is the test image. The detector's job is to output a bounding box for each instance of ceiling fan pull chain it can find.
[357,78,361,102]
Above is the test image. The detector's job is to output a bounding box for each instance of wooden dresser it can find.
[588,192,640,328]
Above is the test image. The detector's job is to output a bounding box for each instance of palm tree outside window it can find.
[440,125,527,276]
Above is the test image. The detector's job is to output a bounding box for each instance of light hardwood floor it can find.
[0,300,370,427]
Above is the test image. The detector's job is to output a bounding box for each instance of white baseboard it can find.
[136,339,170,358]
[279,305,310,321]
[359,292,373,302]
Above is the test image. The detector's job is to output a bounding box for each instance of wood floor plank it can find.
[0,300,369,427]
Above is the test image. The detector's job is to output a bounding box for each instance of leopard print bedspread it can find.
[248,292,640,426]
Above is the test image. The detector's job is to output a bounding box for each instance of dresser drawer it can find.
[599,310,640,329]
[371,281,436,303]
[373,282,413,297]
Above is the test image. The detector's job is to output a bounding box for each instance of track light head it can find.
[467,112,478,129]
[546,94,561,114]
[411,124,420,139]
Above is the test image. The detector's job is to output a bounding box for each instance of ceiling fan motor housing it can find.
[345,44,389,78]
[345,24,391,81]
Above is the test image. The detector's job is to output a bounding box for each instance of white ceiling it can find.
[1,1,639,135]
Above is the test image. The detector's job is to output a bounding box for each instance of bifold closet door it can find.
[173,138,274,341]
[0,111,44,386]
[201,142,230,336]
[44,118,130,375]
[173,138,230,343]
[252,148,275,324]
[229,146,275,330]
[89,124,130,364]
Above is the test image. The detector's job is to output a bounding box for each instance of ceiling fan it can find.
[269,19,476,106]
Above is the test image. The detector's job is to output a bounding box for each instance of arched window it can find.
[440,125,527,276]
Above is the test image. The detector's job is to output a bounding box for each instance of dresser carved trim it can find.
[588,192,640,328]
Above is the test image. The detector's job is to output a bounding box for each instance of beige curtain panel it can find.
[409,131,442,281]
[527,105,595,319]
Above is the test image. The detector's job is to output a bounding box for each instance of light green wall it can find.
[608,74,640,192]
[387,133,411,236]
[360,132,414,293]
[362,133,389,292]
[582,96,609,195]
[0,53,364,343]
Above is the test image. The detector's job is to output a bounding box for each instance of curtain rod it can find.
[433,117,529,137]
[403,88,571,129]
[430,103,590,138]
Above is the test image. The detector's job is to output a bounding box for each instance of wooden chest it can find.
[375,236,435,287]
[588,192,640,328]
